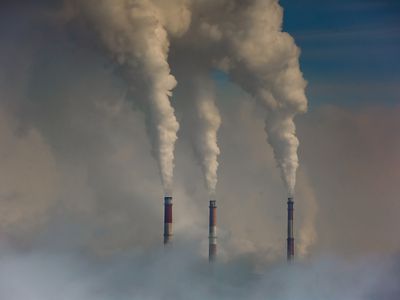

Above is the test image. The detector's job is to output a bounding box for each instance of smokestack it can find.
[209,200,217,262]
[163,196,173,245]
[287,197,295,261]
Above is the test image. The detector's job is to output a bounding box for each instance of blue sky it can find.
[280,0,400,107]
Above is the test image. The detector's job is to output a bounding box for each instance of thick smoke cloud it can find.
[0,0,398,258]
[66,0,306,197]
[67,0,191,194]
[0,1,399,299]
[216,0,307,196]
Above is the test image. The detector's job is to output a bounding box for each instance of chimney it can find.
[287,197,294,261]
[209,200,217,262]
[164,196,173,245]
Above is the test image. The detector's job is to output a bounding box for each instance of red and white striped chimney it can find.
[209,200,217,262]
[163,196,173,245]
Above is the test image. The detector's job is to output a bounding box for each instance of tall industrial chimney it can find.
[209,200,217,262]
[163,196,173,245]
[287,197,294,261]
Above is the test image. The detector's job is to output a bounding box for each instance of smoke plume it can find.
[1,2,400,298]
[65,0,306,197]
[190,76,221,196]
[68,0,191,194]
[202,0,308,196]
[194,83,221,196]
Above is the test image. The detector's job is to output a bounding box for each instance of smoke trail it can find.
[69,0,190,194]
[212,0,308,196]
[191,76,221,196]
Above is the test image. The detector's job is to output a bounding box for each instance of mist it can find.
[0,244,399,300]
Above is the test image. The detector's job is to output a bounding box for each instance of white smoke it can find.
[202,0,308,196]
[1,3,400,299]
[65,0,306,197]
[190,76,221,196]
[68,0,191,194]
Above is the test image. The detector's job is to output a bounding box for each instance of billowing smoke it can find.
[1,1,400,299]
[67,0,192,194]
[64,0,306,197]
[214,0,307,196]
[175,0,307,196]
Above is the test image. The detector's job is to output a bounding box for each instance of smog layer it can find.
[0,0,399,299]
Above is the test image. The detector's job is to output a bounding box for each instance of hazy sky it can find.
[0,1,399,299]
[0,0,399,258]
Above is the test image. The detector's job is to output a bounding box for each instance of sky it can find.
[281,0,400,106]
[0,1,399,299]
